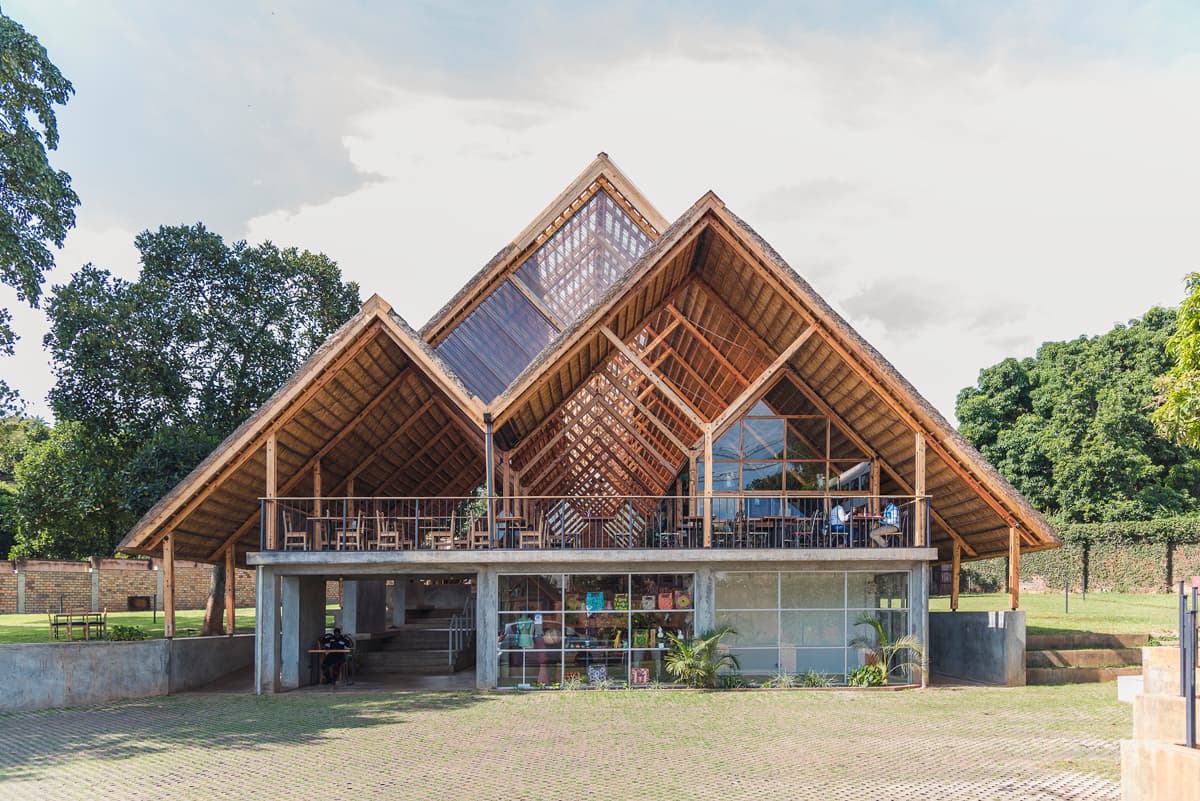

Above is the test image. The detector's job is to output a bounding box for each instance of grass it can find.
[0,608,258,643]
[930,591,1182,637]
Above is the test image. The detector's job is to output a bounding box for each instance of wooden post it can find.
[951,542,961,612]
[225,546,236,635]
[1009,526,1020,610]
[703,425,713,548]
[163,533,176,639]
[502,455,512,515]
[265,432,277,550]
[869,460,881,515]
[914,433,927,547]
[312,459,322,546]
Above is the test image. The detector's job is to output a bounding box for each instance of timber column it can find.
[163,532,176,638]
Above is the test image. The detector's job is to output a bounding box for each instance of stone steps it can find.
[1025,633,1148,685]
[1026,648,1144,669]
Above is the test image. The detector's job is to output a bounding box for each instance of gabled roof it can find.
[118,155,1057,565]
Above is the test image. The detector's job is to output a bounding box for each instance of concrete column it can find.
[911,562,930,687]
[255,566,281,695]
[281,575,327,689]
[692,566,715,636]
[341,580,387,638]
[90,563,100,612]
[15,569,25,614]
[475,567,498,689]
[390,580,407,627]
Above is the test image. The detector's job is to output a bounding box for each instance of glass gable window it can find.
[498,572,695,689]
[715,570,913,683]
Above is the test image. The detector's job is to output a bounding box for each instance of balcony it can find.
[260,494,928,553]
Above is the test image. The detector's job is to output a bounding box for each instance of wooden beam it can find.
[1009,526,1020,610]
[592,391,679,474]
[342,396,438,485]
[914,433,927,547]
[265,432,277,550]
[139,321,384,553]
[950,542,961,612]
[703,326,816,446]
[224,545,236,635]
[601,369,692,454]
[163,533,176,639]
[509,274,566,330]
[602,326,706,429]
[703,425,713,547]
[664,303,751,384]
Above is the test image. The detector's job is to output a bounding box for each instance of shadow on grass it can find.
[0,689,493,781]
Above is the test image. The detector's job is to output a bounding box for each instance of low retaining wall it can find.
[929,610,1025,686]
[0,634,254,713]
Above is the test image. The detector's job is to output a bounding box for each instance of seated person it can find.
[320,627,354,685]
[828,501,849,534]
[870,501,902,546]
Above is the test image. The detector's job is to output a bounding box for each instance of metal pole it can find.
[1181,580,1187,697]
[1065,577,1069,615]
[1186,598,1196,749]
[484,413,496,546]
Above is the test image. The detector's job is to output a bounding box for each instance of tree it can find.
[956,306,1200,522]
[19,224,359,631]
[0,9,80,412]
[0,415,49,555]
[1153,272,1200,448]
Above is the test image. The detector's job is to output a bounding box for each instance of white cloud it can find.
[243,34,1200,421]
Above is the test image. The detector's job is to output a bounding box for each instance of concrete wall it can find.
[929,610,1025,686]
[0,634,254,713]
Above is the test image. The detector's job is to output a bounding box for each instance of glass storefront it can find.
[715,570,910,682]
[498,573,695,688]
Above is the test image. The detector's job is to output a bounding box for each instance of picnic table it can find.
[48,610,107,641]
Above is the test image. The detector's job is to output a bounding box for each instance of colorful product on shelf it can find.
[640,595,656,610]
[657,591,675,610]
[674,591,692,609]
[587,664,607,684]
[631,667,650,685]
[614,593,629,610]
[585,592,604,612]
[565,594,583,611]
[632,628,649,648]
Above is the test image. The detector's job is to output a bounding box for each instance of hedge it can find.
[958,516,1200,594]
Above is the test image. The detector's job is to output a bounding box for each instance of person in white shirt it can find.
[870,501,902,547]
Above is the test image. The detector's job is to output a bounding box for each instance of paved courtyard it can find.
[0,682,1128,801]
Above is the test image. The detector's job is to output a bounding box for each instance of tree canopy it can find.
[956,306,1200,522]
[7,224,360,559]
[1152,272,1200,449]
[0,8,79,412]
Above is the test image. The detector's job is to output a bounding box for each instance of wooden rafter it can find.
[602,326,707,429]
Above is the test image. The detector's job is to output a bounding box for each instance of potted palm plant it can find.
[663,627,740,688]
[848,615,925,686]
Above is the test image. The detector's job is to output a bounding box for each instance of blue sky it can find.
[3,1,1200,420]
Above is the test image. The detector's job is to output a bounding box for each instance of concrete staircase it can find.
[1025,633,1147,685]
[360,612,474,676]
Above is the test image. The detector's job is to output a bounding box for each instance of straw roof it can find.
[118,156,1057,566]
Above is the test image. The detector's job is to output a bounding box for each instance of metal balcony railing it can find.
[260,494,929,553]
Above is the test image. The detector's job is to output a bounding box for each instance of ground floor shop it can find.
[249,549,935,691]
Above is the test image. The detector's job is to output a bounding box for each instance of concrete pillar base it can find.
[1121,739,1200,801]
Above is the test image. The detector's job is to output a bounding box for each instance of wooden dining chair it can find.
[336,512,366,550]
[374,511,399,550]
[519,514,546,549]
[282,509,309,551]
[428,511,456,550]
[469,514,490,549]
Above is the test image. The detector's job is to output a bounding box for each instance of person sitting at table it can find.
[828,500,849,535]
[320,627,354,685]
[870,501,902,547]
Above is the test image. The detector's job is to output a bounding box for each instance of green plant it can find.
[847,664,885,687]
[561,675,585,691]
[762,670,797,689]
[848,614,925,685]
[800,669,834,688]
[663,626,740,689]
[718,672,748,689]
[106,624,148,641]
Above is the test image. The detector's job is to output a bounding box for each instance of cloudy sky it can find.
[3,1,1199,422]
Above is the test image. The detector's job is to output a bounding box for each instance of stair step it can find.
[1026,666,1143,685]
[1025,648,1143,669]
[1026,633,1148,650]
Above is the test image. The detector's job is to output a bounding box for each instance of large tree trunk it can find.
[201,563,226,636]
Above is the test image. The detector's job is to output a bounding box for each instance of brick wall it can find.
[1,558,258,614]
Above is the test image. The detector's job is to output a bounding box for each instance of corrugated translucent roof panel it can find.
[514,190,652,324]
[435,280,558,402]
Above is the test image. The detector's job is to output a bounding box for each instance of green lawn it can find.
[931,591,1181,637]
[0,608,257,643]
